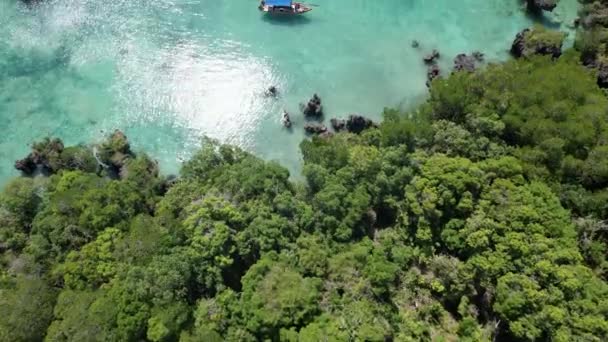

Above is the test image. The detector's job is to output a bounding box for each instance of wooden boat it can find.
[259,0,312,15]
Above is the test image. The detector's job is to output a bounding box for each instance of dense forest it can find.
[2,3,608,342]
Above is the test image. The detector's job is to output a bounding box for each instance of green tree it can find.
[0,276,56,342]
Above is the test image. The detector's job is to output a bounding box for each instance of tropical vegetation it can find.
[1,26,608,342]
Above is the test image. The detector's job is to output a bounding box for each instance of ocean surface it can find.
[0,0,578,183]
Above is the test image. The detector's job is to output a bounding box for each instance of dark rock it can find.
[511,29,530,58]
[265,86,278,97]
[319,131,334,139]
[345,115,376,133]
[330,118,346,131]
[281,110,292,128]
[57,146,99,173]
[577,0,608,87]
[582,54,598,69]
[13,132,135,178]
[426,64,441,87]
[304,123,328,135]
[14,157,37,175]
[331,115,377,134]
[14,137,65,175]
[303,93,323,118]
[472,51,485,62]
[160,174,179,194]
[453,54,477,72]
[423,49,440,64]
[95,130,135,177]
[526,0,557,12]
[511,28,564,59]
[598,64,608,88]
[411,40,420,48]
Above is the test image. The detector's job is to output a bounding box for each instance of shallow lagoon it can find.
[0,0,578,183]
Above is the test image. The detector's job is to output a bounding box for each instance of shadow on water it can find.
[260,13,312,26]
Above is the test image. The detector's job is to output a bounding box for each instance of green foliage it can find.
[146,302,190,342]
[240,255,321,339]
[2,54,608,342]
[57,227,123,290]
[425,54,608,218]
[0,276,56,342]
[0,177,44,251]
[54,145,99,173]
[521,25,566,57]
[31,171,146,256]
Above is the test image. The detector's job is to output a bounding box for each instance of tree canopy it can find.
[1,51,607,342]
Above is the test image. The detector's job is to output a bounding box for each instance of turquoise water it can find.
[0,0,578,183]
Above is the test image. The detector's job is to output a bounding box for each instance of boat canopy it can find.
[265,0,292,6]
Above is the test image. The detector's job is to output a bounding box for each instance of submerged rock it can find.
[511,27,565,59]
[411,40,420,48]
[19,0,45,7]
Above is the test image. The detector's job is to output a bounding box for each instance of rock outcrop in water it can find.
[453,54,477,72]
[302,94,323,118]
[304,122,328,135]
[14,138,98,176]
[422,49,442,87]
[472,51,485,62]
[567,0,608,88]
[14,130,143,179]
[451,51,485,73]
[526,0,558,13]
[426,64,441,86]
[423,49,440,65]
[281,110,292,129]
[576,0,608,87]
[14,138,64,175]
[597,65,608,88]
[96,130,134,175]
[511,27,565,59]
[264,86,278,97]
[330,115,377,134]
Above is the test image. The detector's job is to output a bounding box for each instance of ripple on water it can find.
[0,0,578,183]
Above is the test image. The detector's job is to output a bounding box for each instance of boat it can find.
[259,0,312,15]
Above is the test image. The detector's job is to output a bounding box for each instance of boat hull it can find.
[259,2,312,15]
